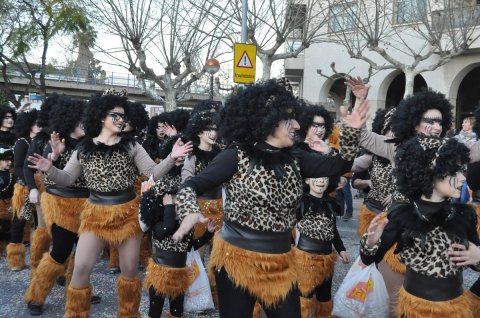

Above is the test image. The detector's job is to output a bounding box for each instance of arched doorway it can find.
[456,66,480,124]
[385,73,427,107]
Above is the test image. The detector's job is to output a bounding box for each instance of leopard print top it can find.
[367,155,393,202]
[154,234,191,253]
[80,151,137,192]
[297,207,335,241]
[44,147,87,189]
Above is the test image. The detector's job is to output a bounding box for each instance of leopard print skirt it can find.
[396,287,473,318]
[79,197,141,244]
[41,192,85,234]
[294,247,337,297]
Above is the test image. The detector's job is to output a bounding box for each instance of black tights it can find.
[148,287,184,318]
[50,224,78,264]
[470,276,480,297]
[306,276,333,302]
[215,267,301,318]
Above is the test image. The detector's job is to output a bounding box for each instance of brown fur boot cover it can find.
[6,242,25,269]
[383,244,406,275]
[30,227,51,271]
[208,234,296,307]
[357,204,377,237]
[24,253,65,304]
[139,234,151,267]
[65,285,91,318]
[396,287,473,318]
[295,247,336,296]
[194,198,224,238]
[314,300,333,318]
[117,275,141,318]
[143,258,191,299]
[79,199,141,245]
[12,183,28,217]
[41,193,84,234]
[252,301,262,318]
[466,290,480,317]
[108,244,119,268]
[300,296,314,318]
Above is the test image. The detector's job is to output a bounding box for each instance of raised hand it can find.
[164,123,177,137]
[27,153,53,172]
[340,98,369,129]
[366,213,388,247]
[172,213,209,242]
[449,242,480,266]
[50,131,65,160]
[345,76,370,99]
[306,139,330,154]
[171,138,193,160]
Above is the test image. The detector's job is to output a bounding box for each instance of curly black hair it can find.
[371,108,389,135]
[48,96,85,139]
[38,93,61,128]
[191,100,222,116]
[219,80,300,144]
[125,101,149,134]
[169,109,190,133]
[83,92,128,137]
[390,90,453,143]
[184,111,217,146]
[394,136,469,200]
[146,113,171,137]
[14,110,39,139]
[0,104,16,123]
[297,101,333,140]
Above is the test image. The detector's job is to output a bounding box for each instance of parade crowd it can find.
[0,77,480,318]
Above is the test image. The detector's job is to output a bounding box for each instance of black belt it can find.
[220,220,292,254]
[16,179,26,186]
[199,187,222,200]
[153,249,187,268]
[297,234,333,255]
[365,199,384,213]
[46,185,89,199]
[88,187,135,205]
[403,267,463,301]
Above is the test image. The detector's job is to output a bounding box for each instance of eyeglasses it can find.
[421,117,442,126]
[108,112,126,122]
[311,122,325,129]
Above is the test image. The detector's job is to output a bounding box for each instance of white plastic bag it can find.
[184,249,215,312]
[332,256,389,318]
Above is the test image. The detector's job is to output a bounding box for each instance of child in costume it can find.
[361,136,480,318]
[0,145,14,255]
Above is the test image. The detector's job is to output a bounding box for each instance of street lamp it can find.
[205,58,220,100]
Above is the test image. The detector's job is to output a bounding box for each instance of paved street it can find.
[0,198,478,317]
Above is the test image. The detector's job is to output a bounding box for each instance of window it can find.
[395,0,427,24]
[329,3,357,32]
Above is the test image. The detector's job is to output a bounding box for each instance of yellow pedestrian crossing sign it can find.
[234,43,256,84]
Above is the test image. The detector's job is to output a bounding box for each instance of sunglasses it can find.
[108,112,127,122]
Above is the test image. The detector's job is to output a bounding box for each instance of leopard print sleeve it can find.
[360,233,381,256]
[176,186,202,222]
[339,125,361,161]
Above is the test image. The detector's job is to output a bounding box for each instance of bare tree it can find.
[327,0,480,97]
[0,0,88,107]
[84,0,232,111]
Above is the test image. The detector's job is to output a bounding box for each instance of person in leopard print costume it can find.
[361,135,480,318]
[172,80,369,318]
[27,91,193,318]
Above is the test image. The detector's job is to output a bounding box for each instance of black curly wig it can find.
[14,110,39,139]
[48,96,85,139]
[297,101,333,140]
[38,93,62,128]
[390,90,453,144]
[83,92,128,138]
[394,136,469,201]
[146,113,171,137]
[371,108,392,135]
[0,104,16,123]
[219,80,300,145]
[125,101,149,134]
[191,100,222,116]
[169,109,190,133]
[184,111,217,146]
